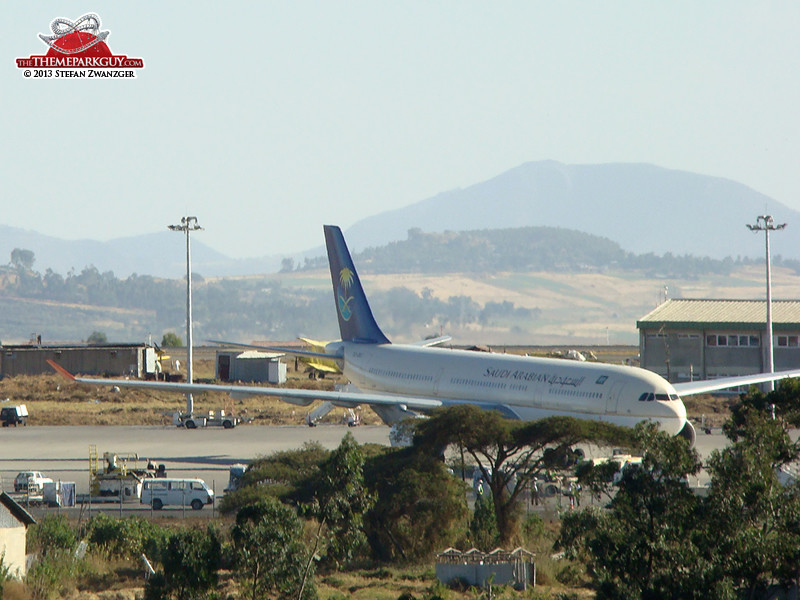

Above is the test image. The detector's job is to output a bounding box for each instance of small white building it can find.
[215,350,286,384]
[0,492,36,578]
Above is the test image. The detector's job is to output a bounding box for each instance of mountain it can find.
[0,225,281,278]
[342,161,800,260]
[3,162,797,277]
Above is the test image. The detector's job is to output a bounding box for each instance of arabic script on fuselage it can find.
[484,368,585,388]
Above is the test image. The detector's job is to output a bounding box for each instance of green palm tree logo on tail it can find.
[338,268,355,321]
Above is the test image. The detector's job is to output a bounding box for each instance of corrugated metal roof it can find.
[638,299,800,328]
[236,350,284,360]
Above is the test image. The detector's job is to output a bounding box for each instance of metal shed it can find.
[215,350,286,384]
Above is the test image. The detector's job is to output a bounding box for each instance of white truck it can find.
[14,471,54,496]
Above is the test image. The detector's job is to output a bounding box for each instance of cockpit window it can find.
[640,392,680,401]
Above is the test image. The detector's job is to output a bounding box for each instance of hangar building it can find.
[637,299,800,384]
[0,344,157,378]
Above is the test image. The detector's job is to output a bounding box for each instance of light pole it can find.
[747,215,786,392]
[169,216,203,418]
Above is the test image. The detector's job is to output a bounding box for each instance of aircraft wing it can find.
[672,369,800,396]
[47,360,441,411]
[206,339,335,360]
[411,335,452,347]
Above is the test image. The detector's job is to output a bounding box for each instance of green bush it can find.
[555,562,585,587]
[27,515,76,558]
[144,526,221,600]
[521,514,545,544]
[218,482,277,514]
[85,513,170,561]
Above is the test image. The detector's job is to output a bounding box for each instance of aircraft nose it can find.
[653,397,687,436]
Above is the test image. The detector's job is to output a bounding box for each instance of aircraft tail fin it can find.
[324,225,390,344]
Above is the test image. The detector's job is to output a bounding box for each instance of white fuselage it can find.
[332,342,687,435]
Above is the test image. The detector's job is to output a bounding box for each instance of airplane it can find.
[297,337,340,378]
[49,225,800,447]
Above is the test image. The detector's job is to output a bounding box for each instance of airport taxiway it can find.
[0,424,390,495]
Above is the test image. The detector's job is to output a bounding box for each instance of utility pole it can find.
[168,216,203,418]
[747,215,786,392]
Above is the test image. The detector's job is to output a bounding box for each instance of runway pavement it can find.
[0,424,391,496]
[0,423,733,514]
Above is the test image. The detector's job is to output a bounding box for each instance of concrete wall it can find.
[435,561,533,589]
[0,509,27,578]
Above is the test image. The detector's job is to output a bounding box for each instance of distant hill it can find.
[2,161,797,277]
[0,225,280,278]
[342,161,800,261]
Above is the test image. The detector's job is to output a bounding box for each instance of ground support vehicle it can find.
[1,405,28,426]
[90,450,165,503]
[175,410,241,429]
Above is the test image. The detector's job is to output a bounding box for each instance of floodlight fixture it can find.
[168,216,203,417]
[746,215,786,392]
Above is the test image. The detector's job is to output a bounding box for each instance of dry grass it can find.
[0,360,383,427]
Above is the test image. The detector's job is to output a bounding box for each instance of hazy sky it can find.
[3,2,799,259]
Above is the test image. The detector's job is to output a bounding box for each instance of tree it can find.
[558,422,705,599]
[702,405,800,597]
[364,447,468,561]
[144,526,221,600]
[302,433,373,570]
[160,332,182,347]
[414,405,632,544]
[86,331,108,345]
[10,248,34,270]
[280,257,295,272]
[231,499,316,600]
[297,433,373,599]
[470,493,499,551]
[219,442,330,514]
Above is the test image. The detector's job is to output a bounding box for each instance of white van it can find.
[141,478,214,510]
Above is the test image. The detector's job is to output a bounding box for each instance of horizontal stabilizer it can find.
[411,335,452,347]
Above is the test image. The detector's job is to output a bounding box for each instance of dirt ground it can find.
[0,358,380,428]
